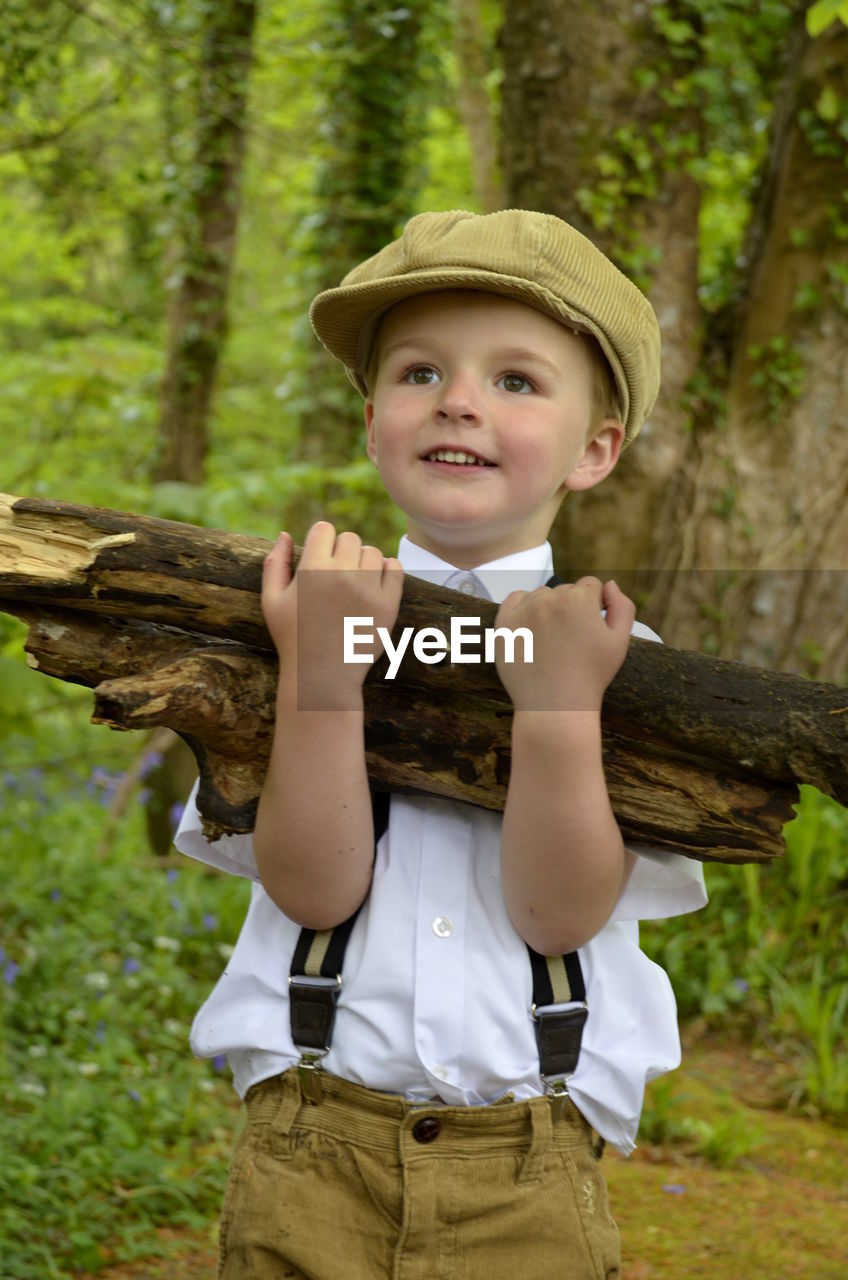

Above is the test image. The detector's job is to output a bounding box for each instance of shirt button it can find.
[432,916,453,938]
[457,577,477,595]
[412,1116,442,1144]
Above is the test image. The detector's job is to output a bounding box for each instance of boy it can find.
[176,209,707,1279]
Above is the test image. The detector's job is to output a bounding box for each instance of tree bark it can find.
[453,0,502,212]
[664,21,848,676]
[500,0,703,586]
[2,495,846,863]
[155,0,258,484]
[500,1,848,685]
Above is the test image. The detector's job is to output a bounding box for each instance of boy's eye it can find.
[404,365,439,385]
[499,372,534,394]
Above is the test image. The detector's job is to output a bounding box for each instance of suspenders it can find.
[288,576,589,1109]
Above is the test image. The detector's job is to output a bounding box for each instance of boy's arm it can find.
[254,522,402,929]
[496,579,636,956]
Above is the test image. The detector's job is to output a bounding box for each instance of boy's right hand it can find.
[261,521,403,706]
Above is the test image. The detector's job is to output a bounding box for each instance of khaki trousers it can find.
[218,1068,620,1280]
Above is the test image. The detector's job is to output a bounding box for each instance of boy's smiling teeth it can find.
[425,449,494,467]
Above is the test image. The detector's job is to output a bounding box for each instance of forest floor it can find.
[85,1028,847,1280]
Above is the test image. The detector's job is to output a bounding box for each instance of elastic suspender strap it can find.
[528,948,586,1007]
[289,790,389,1065]
[291,912,360,982]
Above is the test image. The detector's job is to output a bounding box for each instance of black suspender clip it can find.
[532,1000,589,1120]
[288,973,342,1104]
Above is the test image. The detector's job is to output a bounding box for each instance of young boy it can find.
[175,209,707,1279]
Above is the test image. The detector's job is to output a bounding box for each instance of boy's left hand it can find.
[493,578,635,714]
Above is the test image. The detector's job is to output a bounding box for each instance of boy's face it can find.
[364,291,624,567]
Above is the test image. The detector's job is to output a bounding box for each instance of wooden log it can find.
[2,494,847,863]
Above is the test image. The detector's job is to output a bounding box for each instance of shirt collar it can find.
[397,535,554,604]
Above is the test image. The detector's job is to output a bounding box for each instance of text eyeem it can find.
[344,616,533,681]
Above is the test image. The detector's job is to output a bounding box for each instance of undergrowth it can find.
[642,785,848,1124]
[0,715,251,1278]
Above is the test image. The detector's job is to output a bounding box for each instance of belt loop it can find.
[271,1069,304,1136]
[517,1099,553,1185]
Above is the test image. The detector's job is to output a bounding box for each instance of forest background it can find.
[1,0,847,1276]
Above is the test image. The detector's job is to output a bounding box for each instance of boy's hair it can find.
[310,209,660,446]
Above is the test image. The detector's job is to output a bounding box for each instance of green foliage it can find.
[571,0,799,306]
[643,786,848,1121]
[639,1074,766,1168]
[747,335,806,420]
[807,0,848,36]
[0,709,252,1275]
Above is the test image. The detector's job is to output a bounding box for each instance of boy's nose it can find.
[435,374,482,424]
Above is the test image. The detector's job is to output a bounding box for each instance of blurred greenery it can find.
[0,655,251,1276]
[2,1,847,1274]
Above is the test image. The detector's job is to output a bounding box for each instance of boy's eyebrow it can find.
[496,347,562,379]
[380,338,563,379]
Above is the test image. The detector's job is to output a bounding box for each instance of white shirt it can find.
[175,537,707,1154]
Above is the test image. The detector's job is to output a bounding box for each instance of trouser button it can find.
[412,1116,441,1143]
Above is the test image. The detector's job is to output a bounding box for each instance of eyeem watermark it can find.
[344,615,533,680]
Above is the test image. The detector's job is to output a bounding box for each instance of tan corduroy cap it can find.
[309,208,661,444]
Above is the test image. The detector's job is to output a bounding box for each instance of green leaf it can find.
[816,84,841,123]
[806,0,848,37]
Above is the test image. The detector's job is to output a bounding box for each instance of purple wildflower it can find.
[123,957,141,975]
[139,751,165,779]
[3,960,20,985]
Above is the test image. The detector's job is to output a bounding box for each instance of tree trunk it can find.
[453,0,502,212]
[500,1,848,684]
[295,1,429,467]
[2,494,846,863]
[663,21,848,677]
[154,0,258,484]
[500,0,703,586]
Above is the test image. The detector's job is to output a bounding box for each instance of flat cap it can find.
[309,208,661,444]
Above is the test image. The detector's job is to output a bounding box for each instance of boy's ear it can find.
[364,400,378,463]
[564,419,625,493]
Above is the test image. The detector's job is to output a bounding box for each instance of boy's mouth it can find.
[422,447,495,467]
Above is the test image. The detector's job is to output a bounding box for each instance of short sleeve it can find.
[173,780,260,880]
[611,618,709,922]
[612,845,707,922]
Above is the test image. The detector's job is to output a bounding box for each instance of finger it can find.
[262,531,293,593]
[495,588,527,624]
[332,529,363,567]
[573,575,604,599]
[299,520,337,567]
[380,555,403,604]
[602,579,636,631]
[359,544,385,571]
